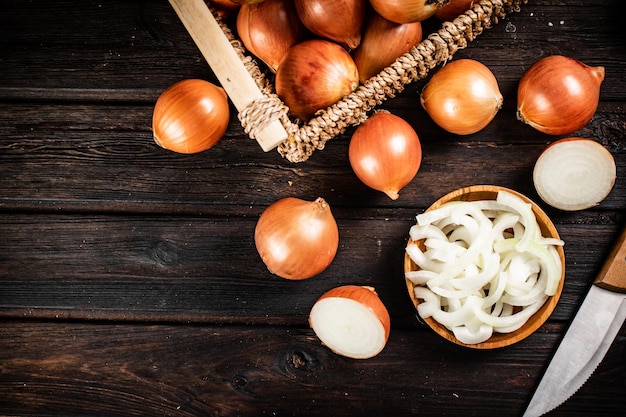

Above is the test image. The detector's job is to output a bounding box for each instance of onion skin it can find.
[237,0,308,73]
[254,197,339,280]
[349,111,422,200]
[229,0,266,4]
[294,0,366,50]
[309,285,391,359]
[276,39,359,121]
[369,0,450,23]
[533,138,616,211]
[152,79,230,154]
[433,0,474,21]
[517,55,605,135]
[420,59,503,135]
[351,11,422,83]
[208,0,241,19]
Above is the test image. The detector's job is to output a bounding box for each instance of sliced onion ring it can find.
[405,189,564,346]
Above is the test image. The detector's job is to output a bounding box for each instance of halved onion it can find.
[309,285,391,359]
[533,138,616,211]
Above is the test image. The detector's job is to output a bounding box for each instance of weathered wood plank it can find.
[0,1,624,416]
[0,1,624,100]
[0,100,624,213]
[1,213,622,325]
[0,321,624,417]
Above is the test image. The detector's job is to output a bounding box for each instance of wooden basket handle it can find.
[169,0,288,152]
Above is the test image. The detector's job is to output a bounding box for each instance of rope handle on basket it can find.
[224,0,526,162]
[238,95,295,142]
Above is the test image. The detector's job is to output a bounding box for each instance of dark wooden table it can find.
[1,1,624,416]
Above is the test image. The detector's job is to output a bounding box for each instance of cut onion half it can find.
[309,285,391,359]
[533,138,616,211]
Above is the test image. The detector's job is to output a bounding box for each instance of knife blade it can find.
[523,226,626,417]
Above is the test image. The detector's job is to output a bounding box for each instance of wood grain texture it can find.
[0,214,620,325]
[0,0,624,416]
[0,321,624,417]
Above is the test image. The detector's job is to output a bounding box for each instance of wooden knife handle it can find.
[168,0,288,152]
[594,226,626,293]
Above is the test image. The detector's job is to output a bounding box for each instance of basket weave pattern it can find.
[215,0,526,163]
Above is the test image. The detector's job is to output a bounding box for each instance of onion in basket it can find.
[294,0,366,50]
[275,39,359,120]
[434,0,474,21]
[369,0,449,24]
[351,10,422,83]
[237,0,308,73]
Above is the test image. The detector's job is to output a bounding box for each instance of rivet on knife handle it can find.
[594,226,626,293]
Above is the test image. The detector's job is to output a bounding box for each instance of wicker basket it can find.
[170,0,526,163]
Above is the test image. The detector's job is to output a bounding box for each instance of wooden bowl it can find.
[404,185,565,349]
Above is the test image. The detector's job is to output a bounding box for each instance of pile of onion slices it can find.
[405,190,564,345]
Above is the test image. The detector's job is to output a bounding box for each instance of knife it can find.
[523,226,626,417]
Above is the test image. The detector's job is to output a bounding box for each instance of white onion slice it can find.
[533,138,616,211]
[452,319,493,345]
[496,191,538,252]
[405,191,564,345]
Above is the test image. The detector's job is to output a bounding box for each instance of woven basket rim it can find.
[210,0,527,162]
